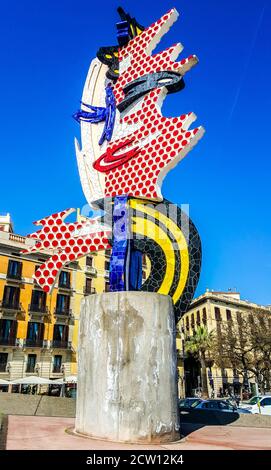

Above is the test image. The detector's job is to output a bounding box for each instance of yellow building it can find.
[0,211,149,383]
[0,212,109,382]
[177,290,271,398]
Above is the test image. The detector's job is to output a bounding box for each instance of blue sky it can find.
[0,0,270,305]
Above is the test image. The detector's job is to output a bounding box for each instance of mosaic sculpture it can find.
[24,7,204,320]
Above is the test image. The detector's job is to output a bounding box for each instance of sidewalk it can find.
[4,415,271,450]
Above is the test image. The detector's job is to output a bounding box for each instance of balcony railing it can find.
[52,340,72,349]
[0,336,16,346]
[58,282,72,290]
[85,265,97,276]
[0,300,22,311]
[28,304,49,314]
[24,338,44,348]
[54,308,72,317]
[83,286,96,295]
[6,272,22,281]
[9,233,26,244]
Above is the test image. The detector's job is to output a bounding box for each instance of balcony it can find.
[51,340,72,349]
[58,282,73,292]
[104,270,110,278]
[6,272,22,282]
[54,308,72,317]
[85,265,97,276]
[54,308,74,324]
[28,304,49,314]
[28,304,49,320]
[83,286,96,296]
[105,249,111,258]
[0,301,24,319]
[0,363,8,372]
[0,336,16,346]
[1,300,21,311]
[23,338,44,348]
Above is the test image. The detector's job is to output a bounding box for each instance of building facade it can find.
[177,290,271,398]
[0,212,110,383]
[0,212,149,384]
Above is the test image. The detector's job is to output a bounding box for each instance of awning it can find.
[64,375,77,383]
[10,376,54,385]
[0,378,9,385]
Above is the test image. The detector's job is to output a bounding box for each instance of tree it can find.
[211,309,271,394]
[185,326,214,398]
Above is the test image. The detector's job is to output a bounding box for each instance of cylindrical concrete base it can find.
[75,292,180,443]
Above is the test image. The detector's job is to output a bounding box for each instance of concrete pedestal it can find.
[75,292,180,443]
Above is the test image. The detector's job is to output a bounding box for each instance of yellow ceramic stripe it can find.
[136,26,144,35]
[130,200,189,303]
[131,216,175,296]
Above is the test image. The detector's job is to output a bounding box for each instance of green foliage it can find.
[185,326,214,358]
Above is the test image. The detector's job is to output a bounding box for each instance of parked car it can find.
[179,397,203,409]
[239,396,271,415]
[194,399,251,414]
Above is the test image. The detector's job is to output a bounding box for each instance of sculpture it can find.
[24,7,204,321]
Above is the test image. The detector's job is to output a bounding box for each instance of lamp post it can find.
[6,362,12,393]
[60,364,66,397]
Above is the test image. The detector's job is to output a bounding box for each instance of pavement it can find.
[4,415,271,450]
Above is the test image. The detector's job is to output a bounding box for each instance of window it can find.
[30,290,46,312]
[218,401,232,411]
[53,325,69,347]
[105,261,110,271]
[202,308,207,325]
[196,311,200,326]
[0,353,8,372]
[226,309,232,321]
[85,278,94,294]
[105,282,110,292]
[7,260,22,279]
[56,294,70,314]
[59,271,71,288]
[26,354,37,373]
[202,401,218,410]
[26,323,44,346]
[53,355,62,373]
[191,314,195,329]
[261,398,271,407]
[86,256,93,267]
[0,320,17,345]
[185,316,190,330]
[2,286,20,309]
[215,307,221,322]
[236,312,242,324]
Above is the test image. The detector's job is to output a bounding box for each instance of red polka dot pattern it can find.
[95,8,202,201]
[22,208,111,293]
[114,9,198,106]
[102,88,201,200]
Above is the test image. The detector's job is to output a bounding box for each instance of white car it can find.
[239,396,271,415]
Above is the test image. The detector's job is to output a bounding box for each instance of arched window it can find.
[226,309,232,322]
[196,310,200,326]
[191,313,195,330]
[215,307,221,322]
[202,308,207,325]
